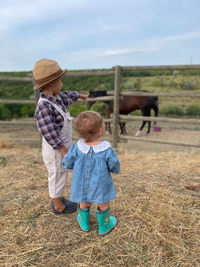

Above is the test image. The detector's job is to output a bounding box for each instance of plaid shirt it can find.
[35,91,79,149]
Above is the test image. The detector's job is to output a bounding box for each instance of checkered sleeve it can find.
[60,91,80,106]
[35,102,64,149]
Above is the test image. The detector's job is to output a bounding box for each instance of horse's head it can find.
[87,90,107,109]
[87,91,97,109]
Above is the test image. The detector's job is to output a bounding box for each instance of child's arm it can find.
[60,91,79,106]
[62,143,77,169]
[60,92,88,106]
[107,148,120,174]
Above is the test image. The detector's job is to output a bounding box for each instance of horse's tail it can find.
[151,97,159,125]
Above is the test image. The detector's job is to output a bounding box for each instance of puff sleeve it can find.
[107,148,120,173]
[62,143,77,169]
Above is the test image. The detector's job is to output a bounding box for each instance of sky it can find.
[0,0,200,71]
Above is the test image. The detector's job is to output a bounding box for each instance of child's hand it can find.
[59,146,68,157]
[79,94,89,100]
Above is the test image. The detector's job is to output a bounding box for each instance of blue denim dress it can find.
[62,139,120,204]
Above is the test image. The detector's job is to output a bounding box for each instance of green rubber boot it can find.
[96,208,117,236]
[77,207,90,232]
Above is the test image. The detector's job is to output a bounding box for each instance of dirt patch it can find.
[118,123,200,153]
[1,119,200,153]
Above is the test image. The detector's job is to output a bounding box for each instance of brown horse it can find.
[87,90,159,135]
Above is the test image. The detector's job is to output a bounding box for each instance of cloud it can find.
[63,30,200,59]
[58,29,200,68]
[144,30,200,54]
[0,0,91,32]
[162,30,200,42]
[98,47,158,56]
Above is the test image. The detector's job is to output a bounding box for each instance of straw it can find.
[0,146,200,266]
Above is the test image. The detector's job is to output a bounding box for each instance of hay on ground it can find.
[0,146,200,266]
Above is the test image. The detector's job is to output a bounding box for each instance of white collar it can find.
[77,139,111,154]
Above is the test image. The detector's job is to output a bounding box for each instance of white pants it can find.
[42,140,69,198]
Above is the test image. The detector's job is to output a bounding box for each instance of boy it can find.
[33,58,88,214]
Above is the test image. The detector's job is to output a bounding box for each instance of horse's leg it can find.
[122,122,127,135]
[135,121,146,136]
[146,120,151,134]
[119,123,123,135]
[152,104,159,125]
[119,122,126,135]
[145,109,151,135]
[105,122,111,134]
[135,107,151,136]
[108,122,112,134]
[104,106,112,134]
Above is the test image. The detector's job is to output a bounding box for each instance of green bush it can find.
[0,104,36,120]
[0,104,12,120]
[68,102,88,117]
[122,69,178,77]
[62,75,114,92]
[124,81,135,89]
[151,77,165,87]
[91,102,107,117]
[179,80,196,90]
[5,104,24,118]
[20,105,35,117]
[160,105,184,116]
[185,105,200,116]
[169,81,179,88]
[0,81,33,100]
[173,70,179,76]
[68,102,107,117]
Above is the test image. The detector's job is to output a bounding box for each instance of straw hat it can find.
[33,58,66,90]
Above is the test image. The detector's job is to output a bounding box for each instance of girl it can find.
[62,111,120,236]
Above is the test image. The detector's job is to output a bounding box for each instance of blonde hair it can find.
[75,111,103,142]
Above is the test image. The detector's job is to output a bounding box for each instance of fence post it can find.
[32,75,42,145]
[32,76,40,103]
[113,65,121,148]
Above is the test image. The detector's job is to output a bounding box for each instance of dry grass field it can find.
[0,123,200,266]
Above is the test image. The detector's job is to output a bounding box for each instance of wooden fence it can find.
[112,65,200,148]
[1,64,200,148]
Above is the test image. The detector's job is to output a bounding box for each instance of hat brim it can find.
[33,69,67,90]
